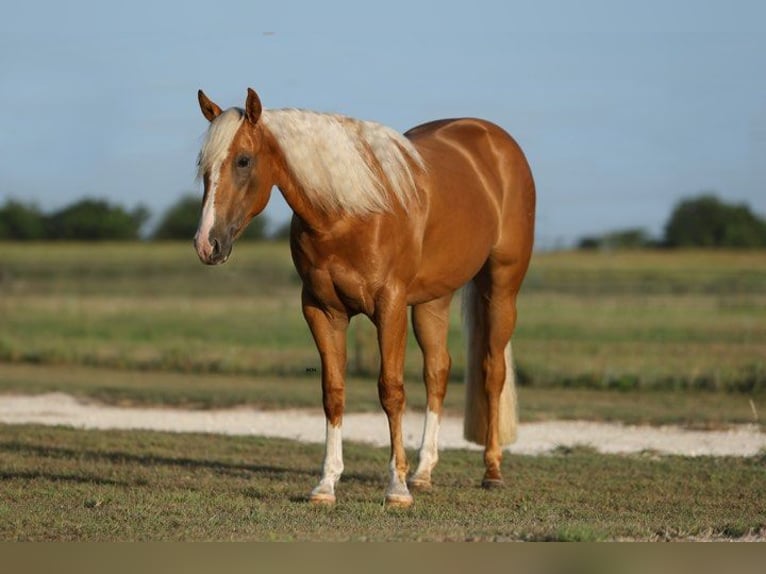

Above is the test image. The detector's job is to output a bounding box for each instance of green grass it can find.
[1,424,763,541]
[1,242,765,392]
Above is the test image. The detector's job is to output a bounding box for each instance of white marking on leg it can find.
[385,454,413,505]
[412,408,440,484]
[310,421,343,502]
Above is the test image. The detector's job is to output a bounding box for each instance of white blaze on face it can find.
[194,161,221,259]
[195,108,245,261]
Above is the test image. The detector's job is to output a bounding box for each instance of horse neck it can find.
[275,177,328,231]
[265,134,334,232]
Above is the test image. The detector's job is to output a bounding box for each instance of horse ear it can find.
[245,88,263,124]
[198,90,223,122]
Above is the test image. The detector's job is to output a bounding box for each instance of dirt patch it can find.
[1,393,764,457]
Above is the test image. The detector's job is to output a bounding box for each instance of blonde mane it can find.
[197,106,424,214]
[263,109,425,214]
[197,108,244,180]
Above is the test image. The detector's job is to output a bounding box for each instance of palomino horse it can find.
[194,88,535,507]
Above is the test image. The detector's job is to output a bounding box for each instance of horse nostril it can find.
[210,238,221,258]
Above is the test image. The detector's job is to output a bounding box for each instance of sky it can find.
[1,0,764,248]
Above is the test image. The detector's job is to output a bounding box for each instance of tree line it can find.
[0,195,291,241]
[578,194,766,249]
[1,192,764,247]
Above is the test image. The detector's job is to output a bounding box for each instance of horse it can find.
[194,88,535,507]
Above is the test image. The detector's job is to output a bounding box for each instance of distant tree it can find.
[152,194,269,241]
[152,195,200,240]
[577,228,654,250]
[46,198,149,240]
[240,214,269,241]
[0,199,46,240]
[270,218,293,240]
[577,236,600,250]
[663,194,766,248]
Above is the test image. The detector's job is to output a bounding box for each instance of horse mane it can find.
[263,109,425,214]
[197,106,424,214]
[197,108,245,180]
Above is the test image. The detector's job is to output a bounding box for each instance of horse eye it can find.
[236,155,251,169]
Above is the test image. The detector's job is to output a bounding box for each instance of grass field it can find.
[1,424,764,541]
[1,242,765,426]
[1,242,765,391]
[1,242,765,541]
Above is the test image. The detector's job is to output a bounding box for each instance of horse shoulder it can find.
[290,220,404,316]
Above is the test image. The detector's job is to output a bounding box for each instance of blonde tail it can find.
[462,281,518,446]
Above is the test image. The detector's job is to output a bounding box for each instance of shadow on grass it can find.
[0,469,131,486]
[0,440,316,479]
[0,439,387,492]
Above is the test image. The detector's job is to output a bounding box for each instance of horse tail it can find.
[462,280,518,446]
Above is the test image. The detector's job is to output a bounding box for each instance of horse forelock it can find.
[197,108,245,180]
[262,109,424,214]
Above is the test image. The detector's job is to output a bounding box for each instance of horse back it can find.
[403,118,536,299]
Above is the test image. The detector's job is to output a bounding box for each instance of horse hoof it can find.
[309,492,336,505]
[481,477,504,490]
[407,476,432,492]
[385,493,414,508]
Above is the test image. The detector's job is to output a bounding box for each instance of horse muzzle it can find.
[194,231,233,265]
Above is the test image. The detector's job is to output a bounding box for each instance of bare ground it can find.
[1,392,764,457]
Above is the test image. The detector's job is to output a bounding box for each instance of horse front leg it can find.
[302,291,349,505]
[375,289,413,507]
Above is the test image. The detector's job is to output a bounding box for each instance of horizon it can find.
[4,189,764,249]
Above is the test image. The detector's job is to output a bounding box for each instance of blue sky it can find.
[1,0,764,247]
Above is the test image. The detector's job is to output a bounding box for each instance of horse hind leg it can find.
[409,294,453,491]
[463,267,521,488]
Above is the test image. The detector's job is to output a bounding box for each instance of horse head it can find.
[194,88,274,264]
